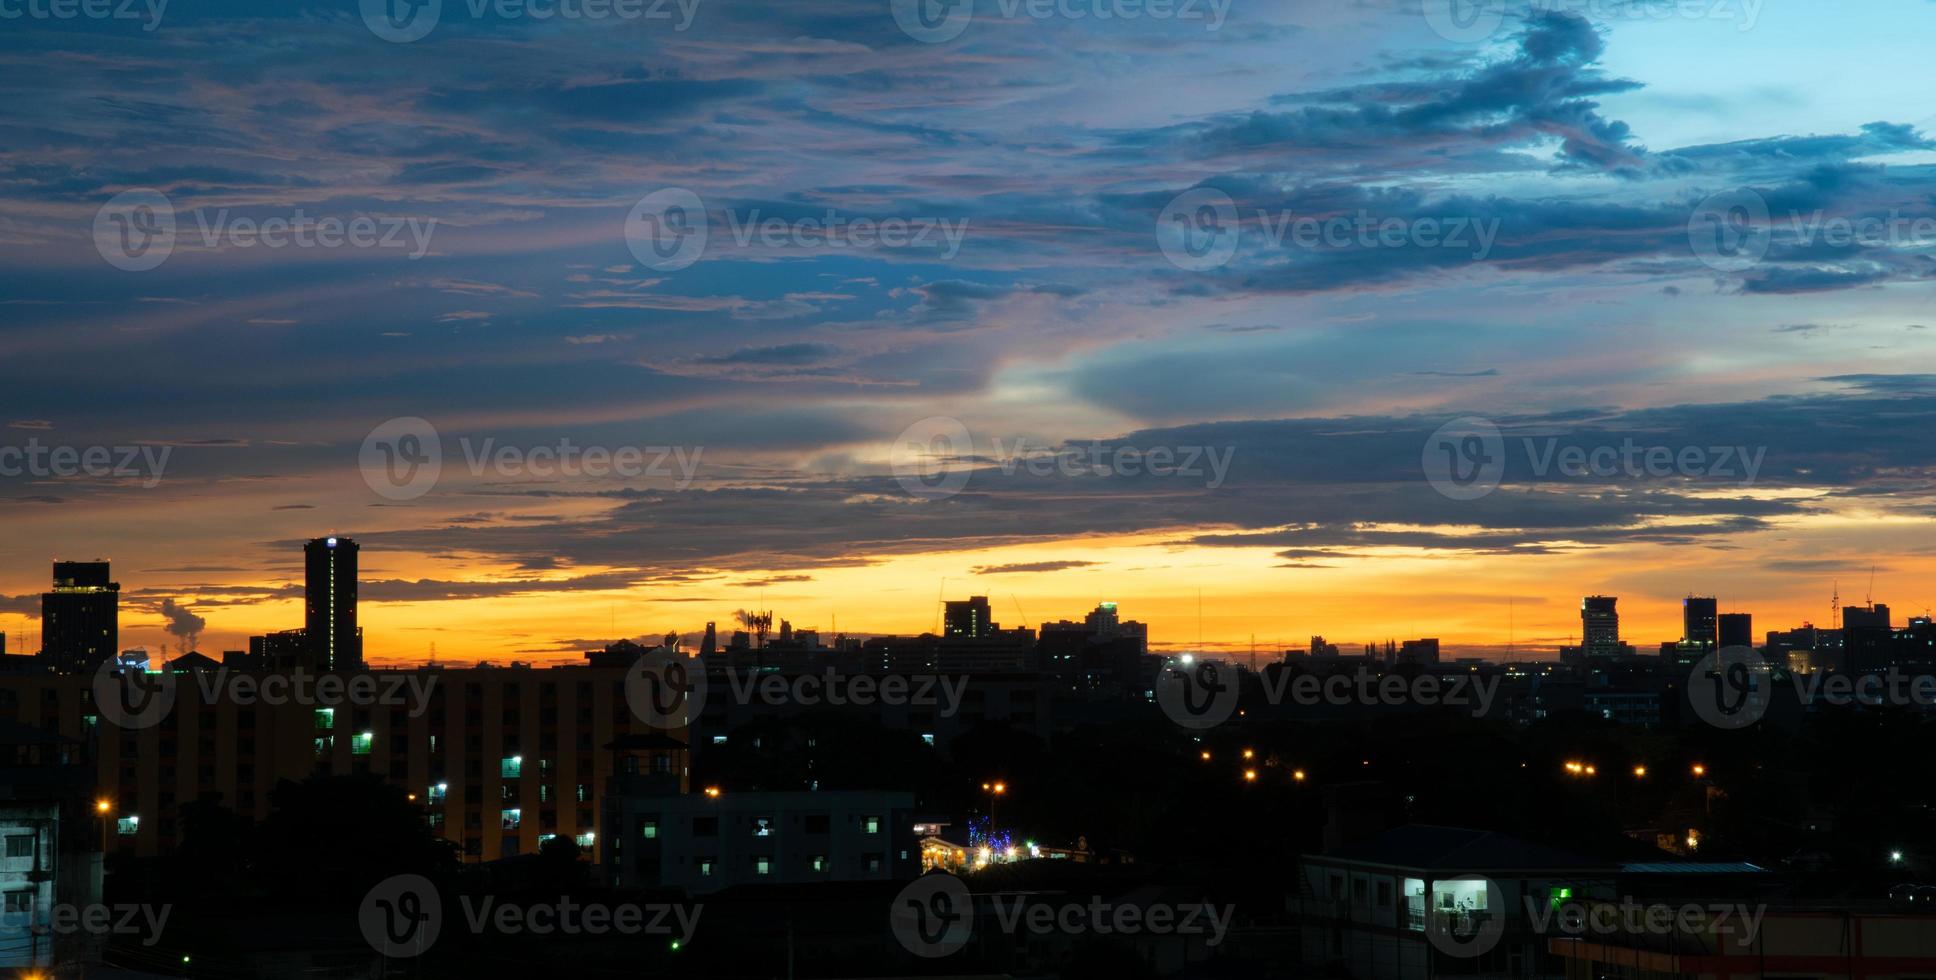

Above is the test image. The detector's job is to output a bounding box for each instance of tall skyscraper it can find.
[1718,612,1754,650]
[41,560,119,672]
[1581,596,1621,658]
[942,596,993,638]
[304,536,361,670]
[1682,596,1718,651]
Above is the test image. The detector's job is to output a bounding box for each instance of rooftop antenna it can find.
[1867,565,1876,607]
[1832,579,1840,630]
[934,578,946,635]
[1009,594,1028,628]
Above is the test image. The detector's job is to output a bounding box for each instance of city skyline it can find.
[0,542,1915,665]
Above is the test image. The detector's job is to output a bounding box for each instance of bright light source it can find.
[1242,748,1254,760]
[1200,751,1212,761]
[1180,654,1194,665]
[1633,766,1647,778]
[1891,850,1905,864]
[1293,769,1307,782]
[703,786,721,798]
[95,799,110,814]
[1243,769,1258,782]
[1691,764,1707,777]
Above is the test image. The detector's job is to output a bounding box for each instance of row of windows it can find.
[638,814,883,838]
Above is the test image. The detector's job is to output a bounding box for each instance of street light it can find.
[95,800,110,854]
[982,781,1007,830]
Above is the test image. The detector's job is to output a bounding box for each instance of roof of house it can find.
[1314,824,1615,873]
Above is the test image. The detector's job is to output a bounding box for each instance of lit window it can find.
[352,732,374,756]
[575,832,595,848]
[501,756,522,779]
[315,708,334,730]
[116,816,139,836]
[698,858,714,877]
[811,855,826,872]
[755,856,771,875]
[501,808,521,830]
[313,736,332,758]
[864,816,881,834]
[752,817,774,837]
[428,782,448,804]
[921,733,935,746]
[642,820,658,840]
[711,735,727,745]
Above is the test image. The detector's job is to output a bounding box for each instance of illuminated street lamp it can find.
[982,781,1007,829]
[1292,769,1307,782]
[1243,769,1258,783]
[1691,763,1707,778]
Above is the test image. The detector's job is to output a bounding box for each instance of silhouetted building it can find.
[304,536,361,670]
[1582,596,1621,658]
[40,561,118,673]
[943,596,994,639]
[1683,596,1718,651]
[1397,638,1440,665]
[247,629,309,671]
[1718,612,1753,650]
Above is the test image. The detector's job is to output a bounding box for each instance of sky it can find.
[2,0,1934,665]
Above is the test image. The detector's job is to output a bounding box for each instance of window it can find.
[314,707,334,730]
[698,858,714,877]
[711,735,727,744]
[575,832,595,849]
[352,731,374,755]
[576,784,591,803]
[752,816,774,837]
[921,733,935,746]
[810,855,826,872]
[501,756,523,779]
[864,815,881,834]
[117,816,139,836]
[428,782,448,804]
[313,736,332,758]
[865,853,882,872]
[501,808,521,830]
[1378,880,1393,907]
[3,891,30,915]
[4,836,32,859]
[755,856,771,875]
[641,819,658,840]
